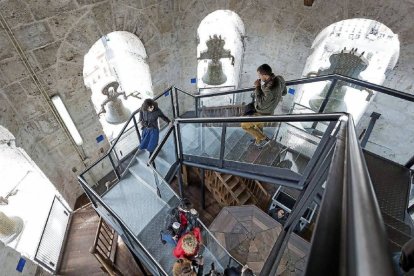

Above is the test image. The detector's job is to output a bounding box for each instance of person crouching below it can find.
[241,64,286,148]
[138,98,172,157]
[173,227,202,259]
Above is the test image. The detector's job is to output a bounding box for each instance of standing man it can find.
[241,64,287,147]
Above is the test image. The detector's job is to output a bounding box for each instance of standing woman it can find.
[138,99,172,157]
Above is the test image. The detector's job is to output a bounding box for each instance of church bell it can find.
[202,60,227,85]
[104,98,131,125]
[0,211,24,244]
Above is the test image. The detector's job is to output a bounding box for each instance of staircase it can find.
[100,150,229,275]
[363,150,413,251]
[203,170,271,210]
[180,124,314,176]
[90,218,120,276]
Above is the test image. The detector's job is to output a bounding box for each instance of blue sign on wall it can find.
[288,88,296,95]
[191,78,197,84]
[96,134,104,143]
[16,258,26,272]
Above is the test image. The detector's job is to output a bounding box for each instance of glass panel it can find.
[150,168,241,273]
[223,121,323,174]
[180,123,222,159]
[274,229,310,275]
[175,88,196,117]
[111,116,140,161]
[354,88,414,165]
[199,220,242,272]
[291,80,334,114]
[81,155,117,196]
[154,90,174,129]
[154,129,178,178]
[198,90,254,118]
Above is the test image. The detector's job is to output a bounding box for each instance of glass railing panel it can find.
[290,80,335,114]
[153,129,178,178]
[175,88,196,117]
[111,116,140,161]
[154,90,174,129]
[81,156,117,196]
[199,220,242,272]
[223,120,323,175]
[274,227,310,275]
[198,90,254,118]
[150,168,242,273]
[353,89,414,165]
[180,123,222,159]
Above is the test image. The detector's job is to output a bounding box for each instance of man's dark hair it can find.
[141,98,158,111]
[257,64,272,76]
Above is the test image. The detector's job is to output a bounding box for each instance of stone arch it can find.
[53,2,176,144]
[295,18,400,123]
[197,10,245,91]
[83,31,153,140]
[0,124,68,257]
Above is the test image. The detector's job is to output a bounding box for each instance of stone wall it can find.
[0,240,50,275]
[0,0,413,206]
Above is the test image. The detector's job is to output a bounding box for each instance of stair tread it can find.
[227,178,239,189]
[253,140,284,166]
[233,185,246,198]
[238,190,251,205]
[224,133,252,161]
[222,174,232,182]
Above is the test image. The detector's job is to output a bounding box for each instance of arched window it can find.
[0,125,68,258]
[295,19,399,123]
[197,10,245,106]
[83,31,153,140]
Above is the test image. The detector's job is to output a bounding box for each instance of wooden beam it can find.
[304,0,315,6]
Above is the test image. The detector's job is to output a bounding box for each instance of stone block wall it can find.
[0,0,413,207]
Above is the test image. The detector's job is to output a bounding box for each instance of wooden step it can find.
[226,178,239,189]
[238,190,252,205]
[233,185,246,198]
[221,174,232,183]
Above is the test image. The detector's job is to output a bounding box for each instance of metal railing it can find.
[78,74,414,275]
[78,176,168,275]
[260,114,394,275]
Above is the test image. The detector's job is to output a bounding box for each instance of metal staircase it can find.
[77,74,414,275]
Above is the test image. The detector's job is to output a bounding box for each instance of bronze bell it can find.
[0,211,24,244]
[308,49,368,113]
[104,97,131,124]
[202,60,227,85]
[198,35,235,86]
[98,81,131,125]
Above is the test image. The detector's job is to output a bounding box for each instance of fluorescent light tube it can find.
[51,95,83,146]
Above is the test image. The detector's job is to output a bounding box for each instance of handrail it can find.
[147,124,175,166]
[146,165,243,268]
[81,87,172,176]
[304,114,393,275]
[175,87,196,97]
[175,113,343,124]
[82,73,414,177]
[174,73,414,102]
[174,74,414,104]
[78,176,169,275]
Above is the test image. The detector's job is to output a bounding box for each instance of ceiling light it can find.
[51,95,83,145]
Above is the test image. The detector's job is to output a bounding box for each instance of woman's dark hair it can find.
[141,98,158,111]
[257,64,272,76]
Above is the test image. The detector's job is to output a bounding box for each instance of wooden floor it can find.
[59,204,146,276]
